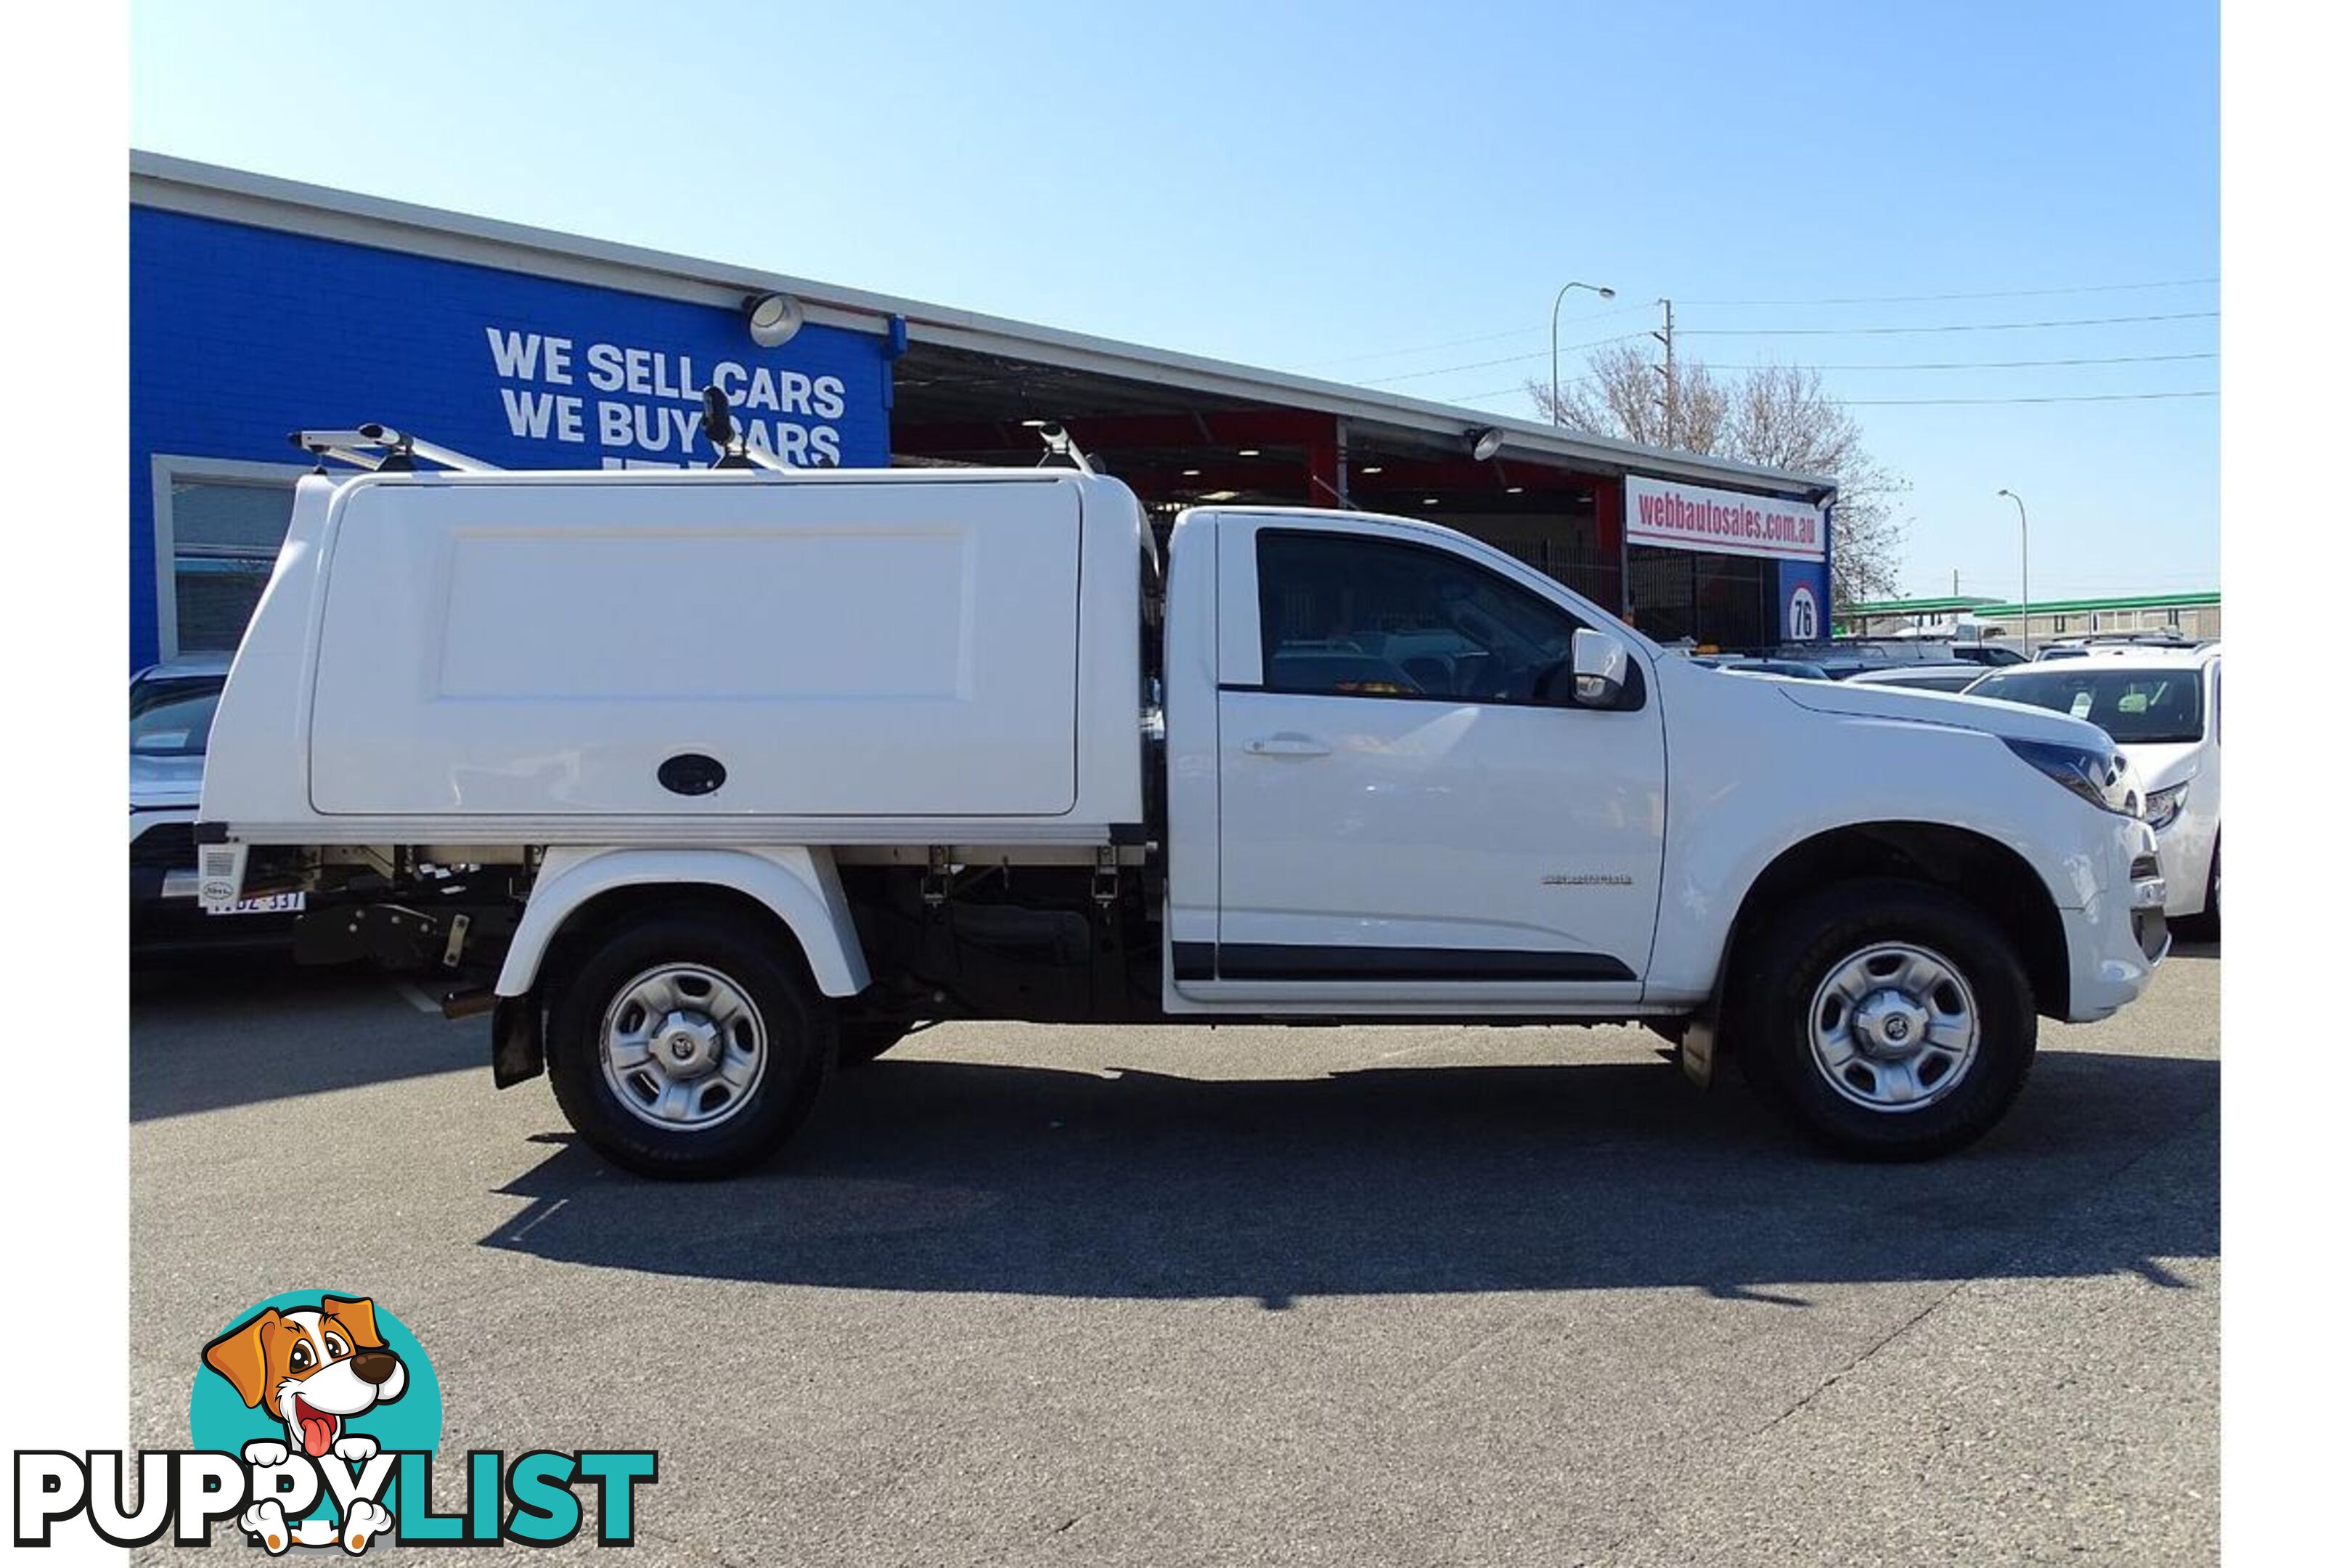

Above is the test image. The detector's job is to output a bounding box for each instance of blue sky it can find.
[130,0,2217,603]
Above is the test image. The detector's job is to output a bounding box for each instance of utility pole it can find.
[1651,298,1677,446]
[1953,568,1960,596]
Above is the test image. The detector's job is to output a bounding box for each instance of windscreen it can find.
[131,675,225,758]
[1968,666,2205,744]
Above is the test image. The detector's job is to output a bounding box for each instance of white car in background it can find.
[133,653,304,947]
[1842,663,1988,693]
[1966,648,2221,939]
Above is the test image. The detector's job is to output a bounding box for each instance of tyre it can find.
[1732,878,2035,1161]
[544,912,836,1179]
[2175,839,2219,942]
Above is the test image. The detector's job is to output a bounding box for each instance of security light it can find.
[1468,428,1505,462]
[744,293,804,348]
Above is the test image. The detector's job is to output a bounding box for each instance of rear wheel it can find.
[546,913,835,1178]
[1734,878,2035,1160]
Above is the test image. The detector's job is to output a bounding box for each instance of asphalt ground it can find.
[128,944,2218,1566]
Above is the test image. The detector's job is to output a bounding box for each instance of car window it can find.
[1967,667,2205,744]
[131,675,226,757]
[1255,531,1588,704]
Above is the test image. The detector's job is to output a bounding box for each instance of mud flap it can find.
[1678,1013,1718,1091]
[490,994,544,1088]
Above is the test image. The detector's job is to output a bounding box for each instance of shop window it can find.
[2051,616,2067,634]
[152,460,303,656]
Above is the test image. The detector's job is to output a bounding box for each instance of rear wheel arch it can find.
[536,881,830,1001]
[499,848,870,1001]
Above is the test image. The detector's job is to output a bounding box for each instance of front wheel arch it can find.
[1719,822,2072,1024]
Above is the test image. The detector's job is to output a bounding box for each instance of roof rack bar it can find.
[306,444,385,472]
[288,425,502,473]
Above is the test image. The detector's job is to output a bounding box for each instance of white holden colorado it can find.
[199,456,2168,1177]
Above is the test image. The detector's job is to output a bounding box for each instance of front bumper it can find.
[2154,819,2217,919]
[2062,817,2170,1022]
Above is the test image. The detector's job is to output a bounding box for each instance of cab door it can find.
[1199,515,1666,1008]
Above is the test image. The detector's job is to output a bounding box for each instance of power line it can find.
[1359,332,1646,385]
[1834,389,2215,406]
[1299,301,1654,368]
[1299,277,2217,368]
[1442,384,2215,409]
[1681,276,2217,306]
[1681,310,2218,338]
[1415,354,2214,404]
[1709,351,2217,372]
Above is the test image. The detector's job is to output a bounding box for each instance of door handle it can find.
[1245,733,1331,757]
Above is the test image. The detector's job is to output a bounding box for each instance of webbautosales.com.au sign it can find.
[1625,475,1827,563]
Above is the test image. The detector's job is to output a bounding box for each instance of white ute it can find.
[200,436,2169,1176]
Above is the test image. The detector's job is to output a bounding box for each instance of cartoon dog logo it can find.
[202,1295,407,1552]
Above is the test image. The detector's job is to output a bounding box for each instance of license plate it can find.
[204,891,306,918]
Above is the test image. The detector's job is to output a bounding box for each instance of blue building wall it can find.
[129,207,891,669]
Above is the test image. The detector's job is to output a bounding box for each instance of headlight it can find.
[2003,737,2135,815]
[2144,781,2190,831]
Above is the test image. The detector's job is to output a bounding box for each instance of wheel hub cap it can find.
[1851,991,1932,1059]
[597,963,769,1132]
[655,1011,723,1077]
[1805,942,1982,1113]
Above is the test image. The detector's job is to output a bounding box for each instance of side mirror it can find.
[1569,627,1631,709]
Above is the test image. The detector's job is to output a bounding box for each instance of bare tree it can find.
[1548,343,1729,455]
[1532,354,1908,611]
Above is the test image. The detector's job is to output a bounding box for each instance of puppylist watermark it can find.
[13,1290,656,1551]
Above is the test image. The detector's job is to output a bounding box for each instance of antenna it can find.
[698,384,793,473]
[1307,474,1367,512]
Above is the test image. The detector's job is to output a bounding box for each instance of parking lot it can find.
[129,945,2217,1566]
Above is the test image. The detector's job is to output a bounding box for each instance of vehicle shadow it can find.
[481,1047,2218,1304]
[130,952,478,1121]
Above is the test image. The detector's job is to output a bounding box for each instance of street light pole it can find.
[1549,279,1617,424]
[1998,489,2030,654]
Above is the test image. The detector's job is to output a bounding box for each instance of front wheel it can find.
[545,913,836,1178]
[1733,879,2035,1160]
